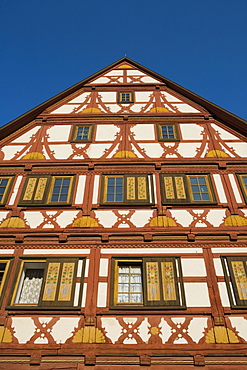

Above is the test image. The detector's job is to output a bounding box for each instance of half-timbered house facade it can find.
[0,57,247,369]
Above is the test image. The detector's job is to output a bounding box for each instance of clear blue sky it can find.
[1,0,247,126]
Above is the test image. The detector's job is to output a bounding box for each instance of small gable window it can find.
[157,123,179,141]
[71,125,93,142]
[118,91,134,103]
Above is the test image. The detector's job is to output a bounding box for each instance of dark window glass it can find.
[161,125,175,139]
[51,178,71,203]
[189,176,210,201]
[106,177,124,202]
[76,126,90,141]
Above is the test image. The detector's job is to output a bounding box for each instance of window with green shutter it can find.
[19,175,75,206]
[221,256,247,308]
[111,257,185,309]
[10,258,85,309]
[101,174,154,205]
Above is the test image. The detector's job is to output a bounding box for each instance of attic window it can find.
[71,125,93,142]
[118,92,134,103]
[157,123,179,141]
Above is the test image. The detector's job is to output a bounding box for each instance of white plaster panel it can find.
[49,144,73,159]
[24,211,44,228]
[176,143,201,157]
[104,104,120,113]
[170,210,193,227]
[218,282,230,307]
[127,70,145,76]
[81,283,87,307]
[99,258,109,277]
[228,174,242,203]
[1,146,25,160]
[101,317,122,344]
[92,175,100,204]
[212,247,247,253]
[206,209,226,227]
[137,143,164,158]
[23,249,90,255]
[101,248,202,254]
[92,77,111,84]
[77,260,83,277]
[0,211,9,222]
[180,124,203,140]
[84,259,89,278]
[130,124,155,140]
[99,92,116,102]
[173,104,200,113]
[0,249,14,254]
[123,337,137,344]
[152,174,157,204]
[7,175,23,205]
[138,318,151,343]
[173,337,188,344]
[95,125,120,141]
[50,104,79,114]
[86,144,112,158]
[184,283,210,307]
[11,317,36,343]
[75,175,86,204]
[187,318,208,343]
[161,92,181,102]
[135,91,153,101]
[131,144,144,158]
[211,124,240,140]
[52,318,80,344]
[68,92,91,103]
[94,211,118,228]
[34,337,48,344]
[130,210,153,227]
[227,142,247,157]
[181,259,206,277]
[129,103,147,112]
[213,174,227,203]
[47,125,71,142]
[229,317,247,341]
[12,126,41,143]
[213,258,224,276]
[97,282,108,307]
[56,211,79,228]
[105,70,123,76]
[159,318,172,344]
[141,76,161,83]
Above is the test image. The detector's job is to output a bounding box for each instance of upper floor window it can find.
[221,256,247,308]
[157,123,179,141]
[237,174,247,202]
[111,257,186,309]
[160,174,216,204]
[19,175,74,206]
[71,125,93,142]
[118,91,134,103]
[0,260,11,303]
[0,177,14,205]
[9,258,84,309]
[101,174,154,205]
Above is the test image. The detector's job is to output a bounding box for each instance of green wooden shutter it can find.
[161,174,189,204]
[226,256,247,307]
[125,174,150,204]
[40,258,78,308]
[143,257,185,308]
[19,175,51,205]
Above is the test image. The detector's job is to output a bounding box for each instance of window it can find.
[111,257,185,309]
[10,258,84,309]
[101,174,154,205]
[221,256,247,308]
[118,91,134,103]
[160,174,216,204]
[0,260,11,302]
[19,175,74,206]
[157,123,179,141]
[71,125,93,142]
[237,174,247,202]
[0,177,14,205]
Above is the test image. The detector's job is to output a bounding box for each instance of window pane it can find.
[51,178,71,203]
[117,264,143,304]
[106,177,124,202]
[18,268,44,304]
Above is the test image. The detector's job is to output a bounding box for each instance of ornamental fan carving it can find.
[0,217,26,228]
[0,327,12,343]
[72,327,105,343]
[205,327,239,344]
[72,216,99,228]
[224,215,247,226]
[149,216,177,227]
